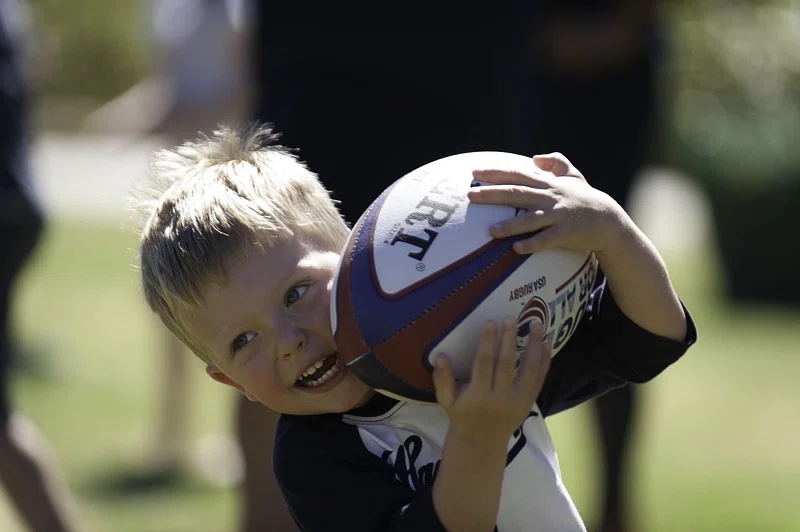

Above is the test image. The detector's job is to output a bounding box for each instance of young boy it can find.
[134,124,696,531]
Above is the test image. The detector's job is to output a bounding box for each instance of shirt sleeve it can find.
[274,413,447,532]
[537,277,698,418]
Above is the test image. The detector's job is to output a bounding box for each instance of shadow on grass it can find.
[81,464,228,499]
[9,344,69,382]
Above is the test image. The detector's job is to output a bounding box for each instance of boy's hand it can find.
[468,152,631,258]
[433,319,551,446]
[469,152,688,343]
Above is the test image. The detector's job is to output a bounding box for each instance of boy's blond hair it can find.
[133,123,350,360]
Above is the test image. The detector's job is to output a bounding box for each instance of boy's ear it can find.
[205,365,258,402]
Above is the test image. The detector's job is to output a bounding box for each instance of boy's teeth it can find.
[302,360,325,378]
[296,355,341,387]
[305,364,339,387]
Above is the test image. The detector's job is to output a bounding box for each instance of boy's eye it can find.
[285,285,309,307]
[232,332,256,352]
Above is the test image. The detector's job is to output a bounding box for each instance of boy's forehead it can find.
[205,235,341,292]
[263,232,343,261]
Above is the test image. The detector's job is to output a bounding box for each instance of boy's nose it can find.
[275,327,306,358]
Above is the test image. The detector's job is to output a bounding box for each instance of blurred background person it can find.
[83,3,287,532]
[520,2,668,531]
[249,3,667,532]
[86,0,250,485]
[83,0,251,142]
[84,0,247,484]
[0,0,82,530]
[244,4,541,530]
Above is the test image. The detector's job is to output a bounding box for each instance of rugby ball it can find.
[331,151,597,403]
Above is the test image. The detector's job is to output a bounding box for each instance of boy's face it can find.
[184,236,374,415]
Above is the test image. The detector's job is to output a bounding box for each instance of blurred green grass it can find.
[33,0,149,100]
[2,218,800,531]
[5,220,238,531]
[31,0,151,130]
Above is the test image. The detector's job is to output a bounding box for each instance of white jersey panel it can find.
[344,401,586,532]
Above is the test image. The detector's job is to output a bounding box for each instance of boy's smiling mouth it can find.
[295,354,340,388]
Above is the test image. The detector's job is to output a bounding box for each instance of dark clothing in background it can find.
[522,1,665,207]
[521,52,658,208]
[250,1,662,222]
[251,2,537,224]
[0,0,43,423]
[250,4,667,531]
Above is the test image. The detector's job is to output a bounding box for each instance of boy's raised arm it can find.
[593,212,687,341]
[469,152,688,344]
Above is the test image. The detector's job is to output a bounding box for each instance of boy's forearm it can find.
[596,215,687,342]
[432,429,508,532]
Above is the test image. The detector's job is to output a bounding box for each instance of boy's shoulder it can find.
[274,394,400,460]
[275,411,350,449]
[273,412,358,486]
[273,399,407,496]
[273,400,447,531]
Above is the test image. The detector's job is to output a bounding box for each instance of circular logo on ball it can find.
[516,296,549,351]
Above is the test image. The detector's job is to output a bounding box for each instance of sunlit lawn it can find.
[2,218,799,531]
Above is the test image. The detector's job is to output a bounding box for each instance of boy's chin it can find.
[302,373,374,414]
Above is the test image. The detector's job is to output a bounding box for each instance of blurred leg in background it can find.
[235,398,291,531]
[0,0,82,529]
[522,3,667,531]
[247,6,537,528]
[83,0,252,490]
[82,3,292,531]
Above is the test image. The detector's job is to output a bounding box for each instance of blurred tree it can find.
[663,0,800,304]
[28,0,150,127]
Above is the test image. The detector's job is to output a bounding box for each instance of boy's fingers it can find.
[488,209,555,240]
[532,343,552,391]
[532,153,585,181]
[471,168,549,188]
[470,321,498,391]
[432,355,455,406]
[494,319,519,390]
[517,322,552,395]
[532,153,567,175]
[511,224,568,255]
[468,184,549,209]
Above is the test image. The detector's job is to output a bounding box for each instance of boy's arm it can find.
[470,152,688,343]
[432,429,508,531]
[468,153,695,416]
[594,209,687,342]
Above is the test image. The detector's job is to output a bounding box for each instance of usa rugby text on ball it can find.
[509,277,547,301]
